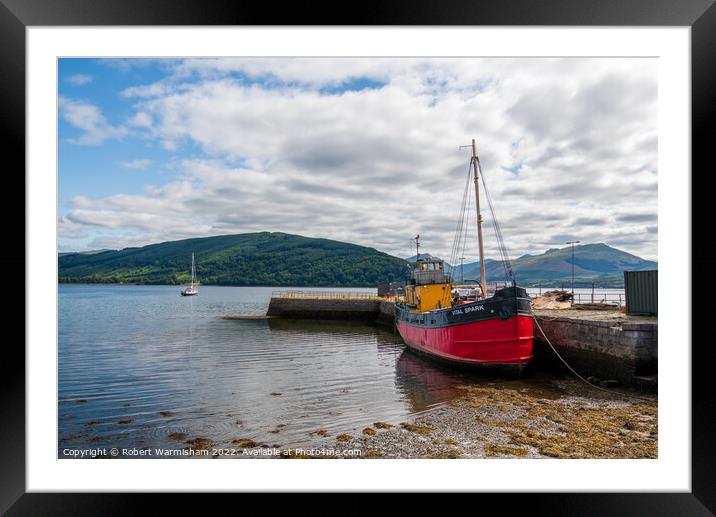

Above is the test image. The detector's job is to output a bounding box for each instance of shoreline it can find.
[57,282,382,288]
[58,282,629,289]
[60,371,658,460]
[302,375,657,459]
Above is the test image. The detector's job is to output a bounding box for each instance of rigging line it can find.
[453,172,468,270]
[457,163,474,273]
[484,181,510,282]
[460,179,472,280]
[448,168,468,267]
[477,157,514,283]
[448,189,465,271]
[480,164,508,266]
[486,181,511,270]
[449,162,473,272]
[478,160,510,278]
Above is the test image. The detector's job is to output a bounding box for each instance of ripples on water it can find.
[59,284,554,457]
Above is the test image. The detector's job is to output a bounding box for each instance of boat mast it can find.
[471,139,487,298]
[191,253,195,289]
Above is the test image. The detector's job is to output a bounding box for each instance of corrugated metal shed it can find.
[624,270,658,315]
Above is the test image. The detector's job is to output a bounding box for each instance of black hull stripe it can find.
[395,286,533,329]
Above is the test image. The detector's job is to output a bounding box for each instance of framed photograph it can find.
[5,0,714,512]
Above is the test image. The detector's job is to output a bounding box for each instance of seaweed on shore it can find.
[455,381,657,459]
[400,423,433,435]
[484,444,528,457]
[185,438,213,450]
[232,438,257,448]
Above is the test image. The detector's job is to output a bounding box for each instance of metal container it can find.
[624,270,658,315]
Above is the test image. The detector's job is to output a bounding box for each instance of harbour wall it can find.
[532,315,657,386]
[266,297,381,321]
[265,296,657,387]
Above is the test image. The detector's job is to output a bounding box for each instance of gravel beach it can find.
[303,375,657,459]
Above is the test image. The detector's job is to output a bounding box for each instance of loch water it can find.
[59,284,510,457]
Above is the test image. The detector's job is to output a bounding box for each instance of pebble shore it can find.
[307,376,657,459]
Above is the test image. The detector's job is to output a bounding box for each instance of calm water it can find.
[59,284,492,457]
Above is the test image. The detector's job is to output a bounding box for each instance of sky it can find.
[58,58,658,261]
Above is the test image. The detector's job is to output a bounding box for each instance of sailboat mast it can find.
[191,253,195,288]
[471,139,487,298]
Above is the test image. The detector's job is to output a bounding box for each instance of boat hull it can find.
[395,286,533,371]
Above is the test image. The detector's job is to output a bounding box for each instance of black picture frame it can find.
[3,0,714,513]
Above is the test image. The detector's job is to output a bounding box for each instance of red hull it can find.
[397,314,534,367]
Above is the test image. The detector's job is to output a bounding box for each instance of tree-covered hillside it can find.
[59,232,410,287]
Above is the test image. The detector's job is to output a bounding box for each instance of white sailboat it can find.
[180,253,199,296]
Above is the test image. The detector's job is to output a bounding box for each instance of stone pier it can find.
[531,310,657,386]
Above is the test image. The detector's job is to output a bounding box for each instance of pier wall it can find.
[532,315,658,385]
[377,299,396,326]
[266,296,657,386]
[266,297,381,321]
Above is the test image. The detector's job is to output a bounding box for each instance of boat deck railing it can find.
[271,290,382,300]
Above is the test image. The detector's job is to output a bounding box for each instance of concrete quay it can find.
[266,296,382,321]
[531,309,657,387]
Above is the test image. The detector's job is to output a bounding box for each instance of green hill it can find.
[58,232,410,287]
[462,243,656,287]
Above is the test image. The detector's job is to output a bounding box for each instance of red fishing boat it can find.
[395,139,533,374]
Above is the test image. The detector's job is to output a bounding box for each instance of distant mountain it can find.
[405,253,440,263]
[464,243,656,287]
[460,258,497,270]
[58,232,410,287]
[446,258,497,282]
[58,236,655,288]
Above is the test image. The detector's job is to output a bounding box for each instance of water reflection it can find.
[394,350,474,413]
[59,285,562,458]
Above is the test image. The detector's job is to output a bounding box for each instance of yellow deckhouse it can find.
[404,257,453,313]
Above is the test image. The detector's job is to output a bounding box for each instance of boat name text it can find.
[451,305,485,316]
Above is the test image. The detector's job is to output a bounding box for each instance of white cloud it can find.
[59,97,128,145]
[60,58,658,260]
[65,73,93,86]
[120,159,153,170]
[128,111,153,128]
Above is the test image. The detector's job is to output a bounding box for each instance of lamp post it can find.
[566,240,580,297]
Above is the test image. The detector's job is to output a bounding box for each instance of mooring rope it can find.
[530,309,655,402]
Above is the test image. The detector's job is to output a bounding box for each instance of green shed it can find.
[624,270,658,316]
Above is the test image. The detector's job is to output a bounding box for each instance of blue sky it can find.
[58,58,658,260]
[58,59,387,229]
[60,60,186,206]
